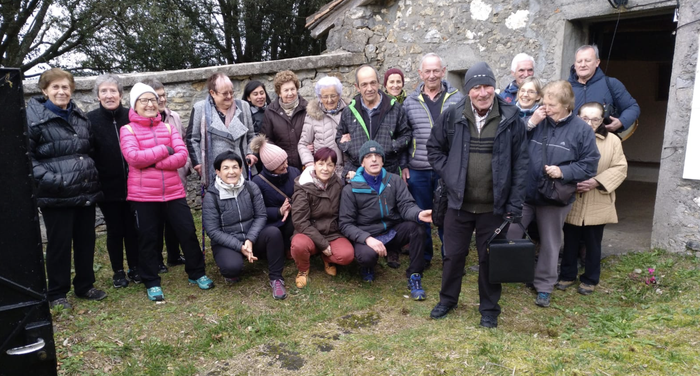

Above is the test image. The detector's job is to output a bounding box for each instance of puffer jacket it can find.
[291,167,344,250]
[298,98,347,170]
[120,109,188,202]
[335,91,411,177]
[27,97,103,208]
[525,114,600,206]
[163,108,191,188]
[339,167,422,244]
[565,133,627,226]
[260,95,308,170]
[88,103,130,202]
[568,66,640,130]
[252,166,301,227]
[402,81,462,171]
[202,180,266,251]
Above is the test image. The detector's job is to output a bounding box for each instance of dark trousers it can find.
[211,226,285,281]
[42,205,97,301]
[560,223,605,285]
[131,199,205,288]
[407,169,444,260]
[353,221,426,278]
[156,220,184,265]
[440,208,504,316]
[98,201,138,273]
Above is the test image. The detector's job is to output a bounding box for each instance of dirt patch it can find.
[337,312,380,330]
[258,343,305,371]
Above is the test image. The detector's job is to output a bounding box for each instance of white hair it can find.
[510,53,535,72]
[419,53,445,71]
[314,76,343,98]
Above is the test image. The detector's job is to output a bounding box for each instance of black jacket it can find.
[260,96,308,170]
[87,104,130,201]
[251,166,301,227]
[426,96,528,216]
[26,97,103,208]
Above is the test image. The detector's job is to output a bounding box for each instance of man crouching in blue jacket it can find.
[339,140,433,300]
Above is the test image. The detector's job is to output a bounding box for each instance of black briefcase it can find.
[487,221,536,284]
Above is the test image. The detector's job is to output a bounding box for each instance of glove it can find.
[504,212,522,224]
[166,146,175,155]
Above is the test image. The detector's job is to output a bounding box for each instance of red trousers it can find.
[291,234,354,272]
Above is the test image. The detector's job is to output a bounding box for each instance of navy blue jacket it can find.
[499,80,518,105]
[251,166,301,227]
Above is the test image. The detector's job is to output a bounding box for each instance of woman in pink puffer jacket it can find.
[120,83,214,302]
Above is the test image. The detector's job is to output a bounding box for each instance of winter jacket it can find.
[250,105,266,135]
[186,98,255,186]
[87,103,130,202]
[252,166,301,227]
[402,81,463,171]
[568,66,640,130]
[298,98,347,172]
[291,167,345,250]
[27,97,103,208]
[120,109,188,202]
[524,115,600,206]
[339,167,422,244]
[335,91,411,178]
[499,80,519,105]
[163,108,191,188]
[202,181,267,251]
[565,133,627,226]
[260,95,308,170]
[426,96,529,216]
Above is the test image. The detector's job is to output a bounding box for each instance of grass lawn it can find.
[52,219,700,375]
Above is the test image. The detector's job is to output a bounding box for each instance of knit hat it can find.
[129,82,158,109]
[383,68,404,87]
[249,134,288,171]
[463,62,496,91]
[359,140,385,162]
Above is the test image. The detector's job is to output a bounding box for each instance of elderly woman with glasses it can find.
[297,76,347,177]
[186,73,257,188]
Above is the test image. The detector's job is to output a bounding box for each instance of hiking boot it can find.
[360,267,375,282]
[224,276,241,284]
[112,270,129,288]
[270,279,287,300]
[158,263,169,274]
[147,286,164,301]
[188,275,214,290]
[407,273,426,301]
[480,314,498,328]
[167,255,186,267]
[386,251,400,269]
[323,260,337,276]
[50,298,72,310]
[295,271,309,289]
[535,292,551,308]
[430,303,456,319]
[76,288,107,301]
[555,280,575,291]
[127,269,142,284]
[578,283,595,295]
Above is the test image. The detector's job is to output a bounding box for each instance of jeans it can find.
[406,169,443,261]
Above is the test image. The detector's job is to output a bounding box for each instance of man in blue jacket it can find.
[499,53,535,104]
[568,45,640,133]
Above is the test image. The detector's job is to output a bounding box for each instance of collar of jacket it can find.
[413,80,460,106]
[348,91,395,140]
[99,103,128,119]
[261,166,289,185]
[458,95,520,135]
[306,98,348,121]
[268,94,308,119]
[31,96,87,124]
[128,108,162,126]
[349,166,388,194]
[569,64,605,86]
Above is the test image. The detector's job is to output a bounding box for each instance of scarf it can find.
[310,170,328,191]
[517,103,539,118]
[319,99,342,115]
[385,89,407,104]
[279,96,299,117]
[44,99,73,121]
[215,174,246,200]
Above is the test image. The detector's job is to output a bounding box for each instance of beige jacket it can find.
[298,98,347,174]
[565,133,627,226]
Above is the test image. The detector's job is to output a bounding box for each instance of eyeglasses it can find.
[519,90,538,95]
[321,94,339,101]
[137,97,158,105]
[215,91,234,98]
[580,116,603,124]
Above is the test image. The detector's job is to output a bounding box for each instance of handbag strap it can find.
[257,174,290,201]
[487,220,533,246]
[541,121,549,168]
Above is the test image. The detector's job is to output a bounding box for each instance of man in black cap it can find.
[426,62,529,327]
[339,140,433,300]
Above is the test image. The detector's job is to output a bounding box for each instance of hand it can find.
[242,240,257,263]
[194,165,202,176]
[544,165,562,179]
[401,168,410,183]
[605,116,624,132]
[279,198,291,222]
[576,178,599,193]
[365,237,386,257]
[531,107,547,125]
[340,133,351,143]
[346,171,356,180]
[247,154,258,166]
[418,209,432,223]
[306,144,314,152]
[503,212,522,223]
[322,245,332,257]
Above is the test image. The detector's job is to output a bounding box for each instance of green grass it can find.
[52,217,700,375]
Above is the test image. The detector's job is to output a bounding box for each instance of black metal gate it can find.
[0,68,57,375]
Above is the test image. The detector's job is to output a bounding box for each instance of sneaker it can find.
[76,287,107,301]
[386,251,400,269]
[407,273,426,301]
[578,283,595,295]
[270,279,287,300]
[430,303,456,319]
[127,269,142,284]
[323,260,337,276]
[555,280,575,291]
[360,267,375,282]
[535,292,551,308]
[50,298,72,310]
[188,275,214,290]
[147,286,164,301]
[158,263,169,274]
[224,276,241,284]
[480,314,498,328]
[112,270,129,288]
[167,255,186,267]
[295,271,309,289]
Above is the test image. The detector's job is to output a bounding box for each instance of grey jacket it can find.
[202,181,266,251]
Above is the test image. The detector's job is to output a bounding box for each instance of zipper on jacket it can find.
[149,118,167,200]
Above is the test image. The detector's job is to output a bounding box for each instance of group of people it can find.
[27,44,635,329]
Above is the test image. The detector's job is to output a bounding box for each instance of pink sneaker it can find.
[270,279,287,300]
